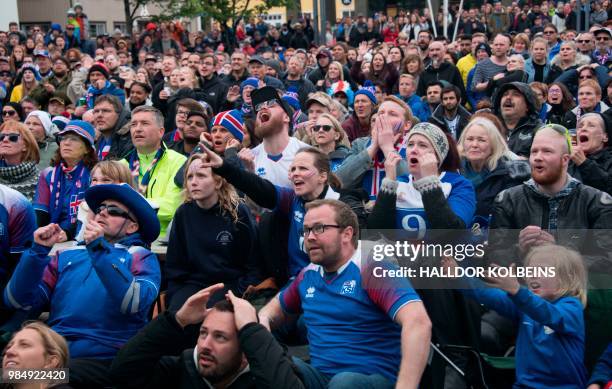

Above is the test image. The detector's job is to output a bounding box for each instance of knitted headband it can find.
[408,122,449,166]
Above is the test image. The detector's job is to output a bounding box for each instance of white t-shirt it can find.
[252,137,311,187]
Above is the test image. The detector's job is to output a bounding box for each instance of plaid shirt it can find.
[525,175,579,231]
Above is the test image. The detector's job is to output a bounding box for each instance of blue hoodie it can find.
[466,286,587,388]
[86,80,126,108]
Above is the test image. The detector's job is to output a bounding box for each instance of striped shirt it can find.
[471,58,508,90]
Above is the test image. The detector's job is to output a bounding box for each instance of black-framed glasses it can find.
[300,224,342,238]
[544,30,555,35]
[94,203,135,222]
[579,75,593,79]
[576,40,592,43]
[314,125,333,132]
[0,133,20,143]
[2,110,16,117]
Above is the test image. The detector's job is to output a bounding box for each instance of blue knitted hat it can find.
[354,80,377,104]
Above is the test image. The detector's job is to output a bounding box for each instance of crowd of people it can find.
[0,1,612,388]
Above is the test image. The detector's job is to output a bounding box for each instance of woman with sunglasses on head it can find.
[0,121,40,201]
[199,145,366,282]
[568,113,612,195]
[24,110,58,169]
[9,64,41,103]
[33,120,97,240]
[545,41,591,84]
[164,153,261,311]
[312,113,350,172]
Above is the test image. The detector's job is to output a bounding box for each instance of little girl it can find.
[449,244,588,388]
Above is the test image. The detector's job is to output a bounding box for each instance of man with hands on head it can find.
[3,183,161,388]
[110,283,305,389]
[336,95,414,200]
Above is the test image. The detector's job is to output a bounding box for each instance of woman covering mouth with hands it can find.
[368,122,476,238]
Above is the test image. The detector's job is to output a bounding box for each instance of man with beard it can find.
[282,56,316,110]
[492,82,542,158]
[417,31,432,65]
[416,41,466,103]
[30,57,72,110]
[169,111,208,156]
[490,125,612,371]
[239,86,309,187]
[93,95,133,160]
[110,284,305,389]
[258,199,431,388]
[430,85,472,139]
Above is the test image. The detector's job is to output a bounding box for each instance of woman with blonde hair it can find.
[9,64,40,103]
[511,33,531,58]
[458,117,530,230]
[164,153,261,311]
[2,321,69,379]
[9,45,25,73]
[0,121,40,201]
[312,113,350,172]
[319,60,344,92]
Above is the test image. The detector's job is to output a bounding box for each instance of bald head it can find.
[533,127,570,155]
[429,41,446,64]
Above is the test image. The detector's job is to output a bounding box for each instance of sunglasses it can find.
[314,124,333,132]
[254,99,280,111]
[596,36,610,41]
[66,27,75,31]
[537,124,573,153]
[576,40,592,43]
[579,75,593,79]
[94,203,135,222]
[544,31,555,35]
[2,110,16,117]
[0,133,20,142]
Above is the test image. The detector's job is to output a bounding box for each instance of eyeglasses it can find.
[597,36,611,41]
[94,203,135,222]
[300,224,342,238]
[176,109,190,116]
[254,99,280,112]
[2,110,16,117]
[537,124,572,153]
[579,75,593,80]
[0,133,20,143]
[544,30,555,35]
[576,40,592,43]
[314,125,333,132]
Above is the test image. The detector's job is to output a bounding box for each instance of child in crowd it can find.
[445,244,588,388]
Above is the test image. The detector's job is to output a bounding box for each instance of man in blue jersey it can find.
[258,199,431,389]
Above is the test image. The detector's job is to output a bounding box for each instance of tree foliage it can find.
[123,0,296,34]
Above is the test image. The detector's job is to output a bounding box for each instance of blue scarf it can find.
[48,161,90,225]
[461,159,490,189]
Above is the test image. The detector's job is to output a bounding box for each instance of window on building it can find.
[113,22,127,34]
[89,22,107,37]
[21,22,51,35]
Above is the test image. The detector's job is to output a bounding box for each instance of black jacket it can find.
[461,158,530,225]
[492,82,543,157]
[109,311,305,389]
[164,202,261,311]
[490,178,612,273]
[281,75,316,110]
[95,107,133,161]
[416,62,466,104]
[568,147,612,195]
[430,103,472,140]
[198,73,230,114]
